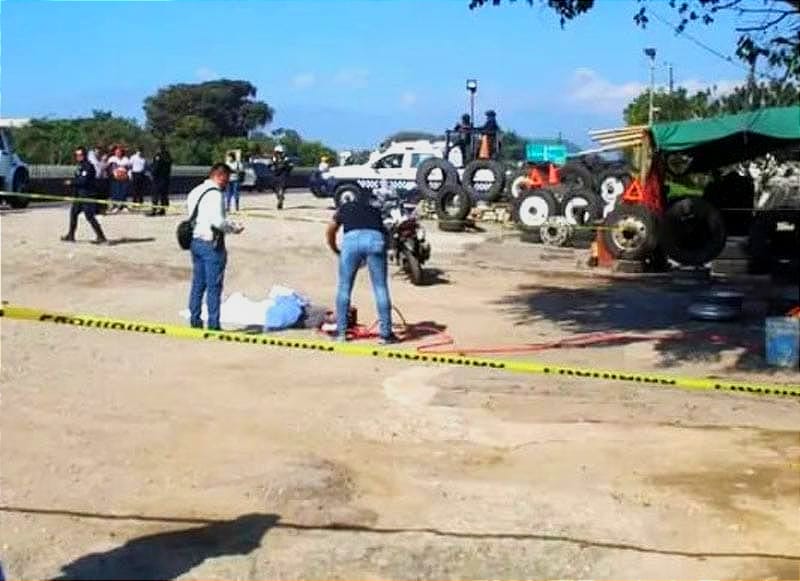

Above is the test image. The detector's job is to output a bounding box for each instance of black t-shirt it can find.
[334,201,385,233]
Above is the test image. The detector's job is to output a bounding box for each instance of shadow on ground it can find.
[493,280,779,372]
[52,513,279,580]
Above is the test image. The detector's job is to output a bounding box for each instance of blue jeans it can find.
[189,238,227,330]
[225,181,240,211]
[110,180,129,203]
[337,229,392,338]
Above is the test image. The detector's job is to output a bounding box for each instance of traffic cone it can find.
[478,135,490,159]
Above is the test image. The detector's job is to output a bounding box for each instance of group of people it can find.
[86,143,173,215]
[186,162,397,343]
[61,142,174,244]
[450,109,501,164]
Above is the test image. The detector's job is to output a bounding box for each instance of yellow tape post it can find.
[2,304,798,399]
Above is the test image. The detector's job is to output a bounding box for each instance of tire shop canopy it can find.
[651,106,800,174]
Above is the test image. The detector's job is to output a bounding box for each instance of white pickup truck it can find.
[320,140,461,206]
[0,120,31,208]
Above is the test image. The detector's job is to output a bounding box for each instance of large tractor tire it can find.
[602,203,659,261]
[512,188,560,242]
[416,158,458,199]
[560,162,595,191]
[597,169,631,206]
[560,188,603,227]
[435,184,472,222]
[462,159,505,203]
[662,197,727,266]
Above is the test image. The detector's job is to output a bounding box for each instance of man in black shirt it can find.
[61,147,107,244]
[148,142,172,216]
[325,191,397,343]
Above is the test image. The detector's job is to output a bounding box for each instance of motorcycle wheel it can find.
[402,248,424,285]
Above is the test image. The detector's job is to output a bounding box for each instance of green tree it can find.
[167,115,217,165]
[297,140,338,167]
[623,81,798,126]
[469,0,800,81]
[12,111,152,164]
[271,128,303,156]
[623,87,713,126]
[143,79,274,138]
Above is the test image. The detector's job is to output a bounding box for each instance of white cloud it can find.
[333,68,369,89]
[567,68,645,112]
[291,73,316,90]
[400,91,418,108]
[567,68,744,113]
[195,67,219,81]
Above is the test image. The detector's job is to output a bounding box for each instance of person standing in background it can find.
[225,151,243,212]
[148,142,172,216]
[106,145,132,213]
[61,147,107,244]
[130,147,147,207]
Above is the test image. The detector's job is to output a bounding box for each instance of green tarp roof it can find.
[651,106,800,172]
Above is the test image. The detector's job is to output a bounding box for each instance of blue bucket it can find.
[765,317,800,368]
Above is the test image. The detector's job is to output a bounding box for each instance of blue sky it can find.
[1,0,750,149]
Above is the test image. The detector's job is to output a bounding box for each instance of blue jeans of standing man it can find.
[225,180,240,211]
[336,229,392,338]
[189,238,227,330]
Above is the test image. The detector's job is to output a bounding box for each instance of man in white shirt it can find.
[107,145,132,213]
[129,147,147,206]
[186,163,245,330]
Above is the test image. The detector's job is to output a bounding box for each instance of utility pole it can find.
[667,63,674,94]
[644,48,657,125]
[466,79,477,124]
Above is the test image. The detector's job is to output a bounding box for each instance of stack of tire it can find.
[509,161,614,245]
[415,158,506,232]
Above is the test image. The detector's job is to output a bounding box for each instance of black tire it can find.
[462,159,504,202]
[512,189,559,234]
[435,184,472,221]
[334,183,362,208]
[560,162,596,191]
[597,170,631,206]
[416,158,458,199]
[662,197,727,266]
[602,203,659,261]
[6,169,30,209]
[438,219,467,232]
[402,248,424,285]
[560,188,603,227]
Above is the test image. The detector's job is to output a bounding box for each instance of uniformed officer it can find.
[61,146,108,244]
[269,145,293,210]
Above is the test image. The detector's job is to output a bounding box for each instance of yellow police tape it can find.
[0,190,329,224]
[2,304,798,399]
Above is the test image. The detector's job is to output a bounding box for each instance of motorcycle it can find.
[379,187,431,286]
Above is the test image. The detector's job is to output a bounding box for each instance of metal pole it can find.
[648,57,655,126]
[470,93,475,127]
[668,64,674,94]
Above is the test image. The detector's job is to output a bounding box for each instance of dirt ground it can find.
[1,191,799,580]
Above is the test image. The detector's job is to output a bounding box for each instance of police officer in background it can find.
[61,146,107,244]
[452,113,473,165]
[148,142,172,216]
[269,145,293,210]
[479,110,501,159]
